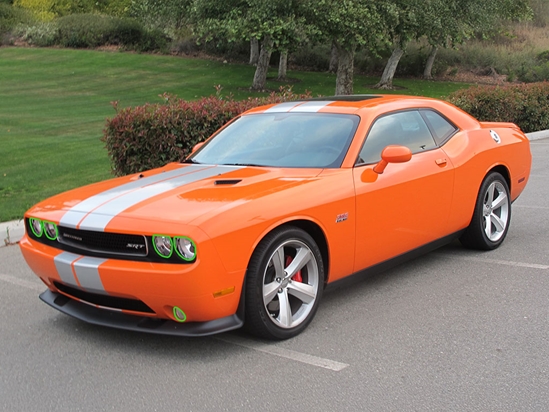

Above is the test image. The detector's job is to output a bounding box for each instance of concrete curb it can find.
[1,129,548,247]
[1,219,25,247]
[527,129,549,141]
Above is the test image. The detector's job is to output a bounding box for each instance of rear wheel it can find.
[460,172,511,250]
[245,226,324,340]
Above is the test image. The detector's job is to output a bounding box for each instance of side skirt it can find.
[326,230,464,291]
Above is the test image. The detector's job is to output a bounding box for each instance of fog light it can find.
[29,218,43,237]
[174,236,196,261]
[173,306,187,322]
[153,235,173,258]
[44,221,58,240]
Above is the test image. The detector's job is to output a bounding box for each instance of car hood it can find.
[29,163,323,232]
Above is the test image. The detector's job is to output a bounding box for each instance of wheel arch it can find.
[487,164,511,192]
[248,219,330,287]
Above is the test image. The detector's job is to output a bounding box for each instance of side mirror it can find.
[373,145,412,174]
[192,142,205,153]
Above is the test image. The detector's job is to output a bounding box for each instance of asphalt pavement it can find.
[1,137,548,412]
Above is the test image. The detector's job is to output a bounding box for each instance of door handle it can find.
[435,158,447,166]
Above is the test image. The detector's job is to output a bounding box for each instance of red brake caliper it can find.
[286,256,303,283]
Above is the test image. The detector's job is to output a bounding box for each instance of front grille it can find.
[26,218,192,264]
[54,281,155,314]
[58,226,148,257]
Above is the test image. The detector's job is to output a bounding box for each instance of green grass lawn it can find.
[0,47,471,222]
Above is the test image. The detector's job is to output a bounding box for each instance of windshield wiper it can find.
[222,163,265,167]
[182,158,201,164]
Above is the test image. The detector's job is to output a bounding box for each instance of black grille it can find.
[58,226,147,257]
[54,281,155,314]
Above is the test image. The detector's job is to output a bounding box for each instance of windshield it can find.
[188,112,360,168]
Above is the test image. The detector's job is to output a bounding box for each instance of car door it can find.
[352,109,455,272]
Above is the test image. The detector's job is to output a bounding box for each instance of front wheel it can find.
[460,172,511,250]
[244,226,324,340]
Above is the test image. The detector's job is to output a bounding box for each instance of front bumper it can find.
[40,289,244,337]
[20,234,246,327]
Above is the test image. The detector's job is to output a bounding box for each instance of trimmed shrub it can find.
[103,89,311,176]
[56,13,114,47]
[54,13,165,50]
[15,20,57,46]
[516,50,549,82]
[13,0,55,21]
[0,3,33,34]
[447,82,549,133]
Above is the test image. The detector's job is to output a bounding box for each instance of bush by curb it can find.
[447,82,549,133]
[102,89,311,176]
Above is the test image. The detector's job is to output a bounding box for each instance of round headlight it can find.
[44,222,58,240]
[153,235,173,258]
[29,218,43,237]
[175,237,196,261]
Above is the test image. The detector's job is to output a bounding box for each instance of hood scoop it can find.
[214,179,242,186]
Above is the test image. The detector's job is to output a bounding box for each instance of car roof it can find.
[243,94,442,116]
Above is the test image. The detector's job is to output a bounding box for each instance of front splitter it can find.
[39,289,244,337]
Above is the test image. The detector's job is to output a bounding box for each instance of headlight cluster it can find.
[152,235,197,261]
[29,218,58,241]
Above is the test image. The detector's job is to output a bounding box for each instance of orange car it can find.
[20,95,532,339]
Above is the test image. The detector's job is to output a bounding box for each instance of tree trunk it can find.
[278,50,288,80]
[423,46,438,80]
[335,45,355,95]
[373,46,404,90]
[249,38,259,65]
[252,36,273,90]
[329,41,338,73]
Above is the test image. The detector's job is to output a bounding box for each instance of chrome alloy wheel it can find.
[482,180,509,242]
[262,239,320,329]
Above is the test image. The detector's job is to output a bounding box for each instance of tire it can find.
[244,226,324,340]
[460,172,511,250]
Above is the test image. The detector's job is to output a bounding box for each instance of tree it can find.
[302,0,393,95]
[373,0,532,87]
[128,0,191,37]
[373,0,419,89]
[192,0,304,90]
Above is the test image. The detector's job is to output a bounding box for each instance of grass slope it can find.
[0,47,470,222]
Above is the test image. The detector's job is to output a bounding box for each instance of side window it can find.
[357,110,436,165]
[421,110,458,145]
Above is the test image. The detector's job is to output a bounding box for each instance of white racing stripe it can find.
[60,165,205,228]
[288,101,334,112]
[60,165,241,231]
[53,252,108,293]
[217,334,349,371]
[0,274,44,292]
[73,257,108,294]
[264,101,304,113]
[264,100,333,113]
[54,252,81,287]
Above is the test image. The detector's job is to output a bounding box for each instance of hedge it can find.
[447,82,549,133]
[102,89,311,176]
[55,13,166,51]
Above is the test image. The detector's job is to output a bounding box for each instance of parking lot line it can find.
[216,334,350,371]
[514,205,549,210]
[439,255,549,270]
[0,274,44,292]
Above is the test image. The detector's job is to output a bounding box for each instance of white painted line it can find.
[439,255,549,270]
[217,334,349,372]
[0,274,44,292]
[514,205,549,210]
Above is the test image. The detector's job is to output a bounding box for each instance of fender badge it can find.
[490,130,501,144]
[336,212,348,223]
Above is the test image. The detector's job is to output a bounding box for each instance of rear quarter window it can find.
[421,110,458,145]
